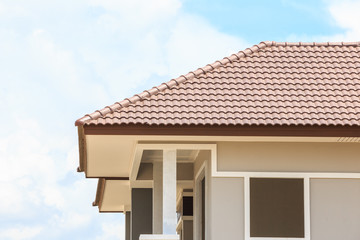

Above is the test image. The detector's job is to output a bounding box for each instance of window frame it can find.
[194,161,207,240]
[244,176,310,240]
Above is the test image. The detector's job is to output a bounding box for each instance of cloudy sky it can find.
[0,0,359,239]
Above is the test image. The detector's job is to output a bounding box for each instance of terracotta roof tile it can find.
[76,41,360,127]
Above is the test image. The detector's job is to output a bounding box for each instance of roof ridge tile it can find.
[272,41,360,47]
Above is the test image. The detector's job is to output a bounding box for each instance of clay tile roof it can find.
[75,41,360,127]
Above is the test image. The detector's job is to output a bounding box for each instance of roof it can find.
[76,41,360,127]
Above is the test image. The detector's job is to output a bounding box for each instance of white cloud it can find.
[0,226,43,240]
[286,0,360,42]
[165,14,248,77]
[326,0,360,40]
[42,186,65,209]
[0,182,24,215]
[50,212,92,230]
[0,118,73,218]
[79,2,248,98]
[26,28,110,107]
[90,0,182,28]
[328,0,360,30]
[96,222,125,240]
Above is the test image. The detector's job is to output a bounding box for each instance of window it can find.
[183,196,193,216]
[250,178,304,238]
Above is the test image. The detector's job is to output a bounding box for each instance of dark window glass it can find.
[250,178,304,238]
[183,196,193,216]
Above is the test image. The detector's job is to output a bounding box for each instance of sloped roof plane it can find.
[75,41,360,127]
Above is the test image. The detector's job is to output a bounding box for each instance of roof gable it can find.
[76,41,360,127]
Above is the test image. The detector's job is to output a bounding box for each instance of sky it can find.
[0,0,359,239]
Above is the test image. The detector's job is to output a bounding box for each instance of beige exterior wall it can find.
[208,142,360,240]
[177,163,193,181]
[210,177,244,240]
[217,142,360,172]
[194,150,210,178]
[310,179,360,240]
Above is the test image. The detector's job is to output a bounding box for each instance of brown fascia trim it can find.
[77,126,87,173]
[93,178,105,207]
[83,124,360,137]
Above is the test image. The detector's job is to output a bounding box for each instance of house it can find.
[75,41,360,240]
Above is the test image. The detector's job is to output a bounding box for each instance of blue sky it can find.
[0,0,359,239]
[182,0,342,42]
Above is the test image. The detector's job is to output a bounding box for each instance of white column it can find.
[153,162,163,234]
[140,149,179,240]
[162,149,177,235]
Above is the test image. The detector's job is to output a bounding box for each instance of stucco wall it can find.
[209,142,360,240]
[177,163,194,181]
[209,177,360,240]
[217,142,360,172]
[194,150,210,177]
[210,177,244,240]
[310,179,360,240]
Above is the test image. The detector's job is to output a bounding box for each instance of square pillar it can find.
[140,149,179,240]
[163,149,177,235]
[153,162,163,234]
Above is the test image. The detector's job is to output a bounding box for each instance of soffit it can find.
[86,135,135,177]
[84,135,358,177]
[99,180,130,212]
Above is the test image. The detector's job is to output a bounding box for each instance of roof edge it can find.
[75,40,360,126]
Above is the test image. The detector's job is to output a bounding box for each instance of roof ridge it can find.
[74,40,360,126]
[272,41,360,46]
